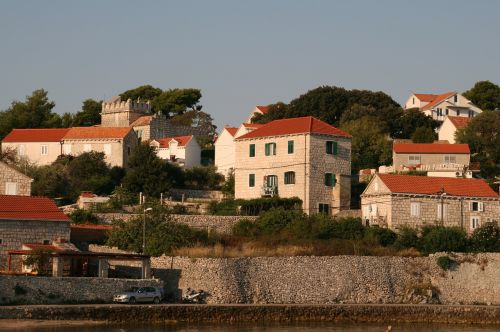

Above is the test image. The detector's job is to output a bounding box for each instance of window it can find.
[410,202,420,217]
[40,145,48,156]
[249,174,255,187]
[288,140,294,154]
[444,155,456,164]
[455,110,459,116]
[408,155,421,165]
[468,110,474,118]
[470,201,484,212]
[84,144,92,152]
[412,97,415,104]
[5,182,17,195]
[63,144,72,155]
[284,171,295,184]
[319,203,330,214]
[326,141,338,155]
[136,129,143,139]
[471,217,481,230]
[104,144,112,156]
[324,173,336,186]
[437,204,447,220]
[265,175,278,187]
[454,95,458,103]
[265,143,276,156]
[249,144,255,157]
[445,109,449,116]
[18,144,25,156]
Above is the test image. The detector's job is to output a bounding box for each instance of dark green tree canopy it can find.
[71,99,102,127]
[152,88,202,116]
[393,109,440,139]
[120,85,163,102]
[411,126,437,143]
[463,80,500,111]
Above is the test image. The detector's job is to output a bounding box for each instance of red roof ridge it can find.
[446,116,472,129]
[2,128,70,142]
[421,91,456,111]
[155,135,193,148]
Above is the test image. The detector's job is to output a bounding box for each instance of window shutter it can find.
[288,140,294,154]
[479,202,484,212]
[332,174,337,186]
[249,144,255,157]
[265,143,270,156]
[469,201,473,211]
[333,142,338,155]
[437,204,441,219]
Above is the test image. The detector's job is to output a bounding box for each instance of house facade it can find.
[150,135,201,168]
[1,128,70,165]
[0,195,70,270]
[234,116,352,215]
[214,127,238,176]
[361,174,500,233]
[438,116,471,144]
[404,92,482,121]
[0,161,32,196]
[392,143,471,177]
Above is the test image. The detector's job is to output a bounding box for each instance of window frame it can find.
[318,203,331,215]
[470,201,484,212]
[284,171,296,185]
[437,203,447,221]
[40,144,48,156]
[326,141,338,155]
[444,155,456,164]
[408,155,421,165]
[249,144,255,157]
[470,216,481,230]
[410,202,420,217]
[287,140,294,154]
[324,173,336,187]
[249,174,255,187]
[265,142,276,156]
[5,182,17,195]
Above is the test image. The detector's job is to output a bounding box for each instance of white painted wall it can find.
[214,129,236,176]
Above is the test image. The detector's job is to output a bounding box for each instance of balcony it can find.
[261,185,278,197]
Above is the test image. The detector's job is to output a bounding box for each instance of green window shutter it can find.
[332,174,337,186]
[249,174,255,187]
[325,173,332,186]
[249,144,255,157]
[333,142,338,155]
[288,140,294,154]
[265,143,270,156]
[272,143,276,155]
[326,141,333,154]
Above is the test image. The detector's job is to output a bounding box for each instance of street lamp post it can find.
[142,208,153,253]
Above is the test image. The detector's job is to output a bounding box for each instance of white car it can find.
[113,286,163,304]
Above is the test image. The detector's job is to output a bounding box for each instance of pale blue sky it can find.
[1,0,499,129]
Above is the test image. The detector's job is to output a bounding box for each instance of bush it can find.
[256,208,303,236]
[208,199,238,216]
[364,227,397,246]
[393,226,419,249]
[329,218,365,240]
[437,255,456,270]
[419,226,467,254]
[469,222,500,252]
[170,204,188,215]
[232,219,260,238]
[69,209,99,224]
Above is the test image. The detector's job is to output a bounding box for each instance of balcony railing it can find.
[261,185,278,197]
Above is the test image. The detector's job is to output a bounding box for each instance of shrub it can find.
[69,209,99,224]
[256,208,303,236]
[208,199,238,216]
[170,204,188,215]
[325,217,365,240]
[393,226,419,249]
[469,222,500,252]
[419,226,467,254]
[437,255,456,270]
[364,227,397,246]
[14,284,27,296]
[232,219,260,238]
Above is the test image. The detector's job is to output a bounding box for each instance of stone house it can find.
[234,116,352,215]
[61,127,138,168]
[149,135,201,168]
[404,92,482,121]
[1,128,70,165]
[0,195,70,271]
[361,174,500,233]
[0,161,32,196]
[392,143,471,178]
[438,116,472,144]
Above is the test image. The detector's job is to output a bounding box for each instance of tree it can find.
[0,89,61,140]
[341,117,392,172]
[184,166,224,190]
[411,126,436,143]
[122,144,184,198]
[463,80,500,111]
[120,85,163,103]
[71,99,102,127]
[152,88,202,116]
[393,108,440,139]
[456,110,500,178]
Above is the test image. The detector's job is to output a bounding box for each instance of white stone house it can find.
[150,135,201,168]
[392,143,472,178]
[234,116,352,215]
[214,127,238,176]
[404,92,482,121]
[2,128,70,165]
[0,161,32,196]
[361,174,500,233]
[438,116,472,144]
[61,127,138,168]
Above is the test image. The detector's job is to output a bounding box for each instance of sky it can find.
[1,0,499,129]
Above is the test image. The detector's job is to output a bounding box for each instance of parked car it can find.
[113,286,163,304]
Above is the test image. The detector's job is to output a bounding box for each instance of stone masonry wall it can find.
[168,188,224,201]
[95,213,257,234]
[0,162,31,196]
[0,276,162,305]
[89,246,500,306]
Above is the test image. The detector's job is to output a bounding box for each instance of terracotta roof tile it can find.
[256,105,270,114]
[225,127,239,137]
[421,92,456,111]
[0,195,70,221]
[393,143,470,154]
[130,115,153,127]
[447,116,471,129]
[378,174,498,198]
[242,123,264,128]
[236,116,351,140]
[63,127,133,140]
[23,243,63,252]
[156,135,193,148]
[414,94,438,102]
[2,128,70,142]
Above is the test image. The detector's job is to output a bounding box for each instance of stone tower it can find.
[101,96,151,127]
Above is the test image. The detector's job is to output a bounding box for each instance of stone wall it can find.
[89,246,500,306]
[0,161,31,196]
[168,188,224,201]
[95,213,257,234]
[0,275,162,305]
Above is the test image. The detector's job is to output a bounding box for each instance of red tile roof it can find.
[157,135,193,148]
[70,224,112,230]
[421,92,456,111]
[256,105,270,114]
[23,243,63,252]
[414,94,438,102]
[63,127,133,140]
[236,116,351,140]
[130,115,153,127]
[0,195,70,221]
[225,127,239,137]
[393,143,470,154]
[2,128,70,142]
[447,116,471,129]
[378,174,499,198]
[242,123,264,128]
